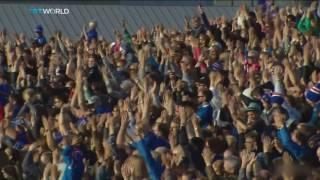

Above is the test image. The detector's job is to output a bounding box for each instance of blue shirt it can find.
[142,132,170,150]
[134,139,164,180]
[197,104,213,128]
[35,35,46,46]
[277,127,311,160]
[87,29,98,42]
[0,84,9,106]
[62,146,85,180]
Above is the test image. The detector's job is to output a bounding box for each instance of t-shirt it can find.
[62,146,85,180]
[35,35,47,46]
[197,104,214,128]
[87,29,98,42]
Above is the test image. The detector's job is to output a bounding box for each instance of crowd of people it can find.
[0,1,320,180]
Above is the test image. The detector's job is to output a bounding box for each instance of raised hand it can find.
[120,111,129,128]
[184,16,189,25]
[179,106,187,126]
[163,90,174,116]
[282,151,293,165]
[273,138,284,153]
[198,5,204,14]
[240,150,254,168]
[262,136,273,153]
[202,147,214,166]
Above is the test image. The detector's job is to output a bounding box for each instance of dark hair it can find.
[294,130,308,145]
[206,137,227,154]
[245,131,258,140]
[202,89,213,102]
[23,48,32,56]
[191,137,205,152]
[179,100,196,110]
[158,123,170,140]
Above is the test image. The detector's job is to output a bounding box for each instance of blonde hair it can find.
[121,155,147,178]
[22,88,35,102]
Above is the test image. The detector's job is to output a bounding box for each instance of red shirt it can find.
[0,104,4,122]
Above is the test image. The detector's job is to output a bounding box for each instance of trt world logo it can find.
[30,8,70,15]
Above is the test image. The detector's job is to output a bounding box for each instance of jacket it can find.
[134,139,164,180]
[277,127,311,160]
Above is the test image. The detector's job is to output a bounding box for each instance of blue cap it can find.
[35,25,43,33]
[270,92,284,105]
[261,93,271,104]
[305,83,320,102]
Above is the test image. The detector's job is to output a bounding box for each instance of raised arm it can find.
[42,116,57,151]
[198,5,210,30]
[134,137,164,180]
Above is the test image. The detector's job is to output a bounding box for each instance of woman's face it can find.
[209,47,218,59]
[199,35,206,47]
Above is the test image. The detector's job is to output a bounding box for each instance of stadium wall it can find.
[0,1,306,41]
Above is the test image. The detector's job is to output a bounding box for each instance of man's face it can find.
[170,122,179,135]
[247,111,257,123]
[129,65,138,75]
[53,98,63,109]
[180,57,190,70]
[197,91,206,104]
[291,130,300,145]
[152,121,161,137]
[88,57,96,68]
[196,83,207,92]
[272,110,287,128]
[244,137,256,151]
